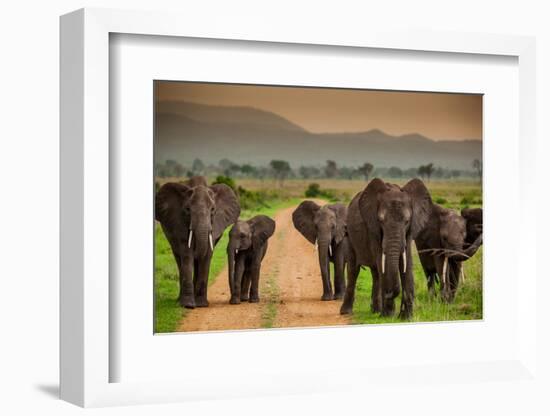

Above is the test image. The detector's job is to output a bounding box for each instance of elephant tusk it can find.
[460,266,465,283]
[235,249,238,255]
[381,252,385,274]
[209,233,214,252]
[329,244,332,257]
[314,238,318,250]
[188,230,193,248]
[442,256,448,287]
[402,250,407,273]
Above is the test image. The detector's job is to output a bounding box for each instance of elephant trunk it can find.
[381,233,403,310]
[462,233,483,258]
[227,240,238,297]
[447,233,483,261]
[192,217,211,258]
[317,235,332,299]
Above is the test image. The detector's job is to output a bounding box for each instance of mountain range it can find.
[155,100,482,170]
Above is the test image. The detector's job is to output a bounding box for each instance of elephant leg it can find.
[230,256,246,304]
[178,253,195,309]
[333,246,346,300]
[248,263,261,303]
[340,252,359,315]
[164,231,183,303]
[446,262,460,302]
[427,267,438,297]
[370,267,382,313]
[398,249,414,320]
[194,254,212,307]
[192,258,199,295]
[241,268,251,302]
[173,250,183,302]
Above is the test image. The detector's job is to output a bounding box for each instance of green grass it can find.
[260,266,280,328]
[154,197,301,333]
[352,246,483,325]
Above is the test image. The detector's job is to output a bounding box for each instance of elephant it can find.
[415,205,483,302]
[227,215,276,304]
[340,178,432,319]
[461,208,483,245]
[292,201,348,301]
[155,176,240,308]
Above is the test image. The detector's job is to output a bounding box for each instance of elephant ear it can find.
[402,178,433,239]
[328,204,347,244]
[155,182,191,230]
[292,200,320,244]
[358,178,387,241]
[461,208,483,243]
[250,215,276,248]
[210,184,241,240]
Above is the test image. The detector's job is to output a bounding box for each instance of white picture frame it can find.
[60,8,538,408]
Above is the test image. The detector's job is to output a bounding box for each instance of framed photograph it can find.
[60,8,537,408]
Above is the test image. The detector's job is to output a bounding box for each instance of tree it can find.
[450,169,461,179]
[339,166,355,180]
[173,162,185,177]
[218,158,240,177]
[424,163,434,181]
[299,166,320,179]
[299,166,312,179]
[270,160,291,187]
[325,160,338,178]
[357,162,374,181]
[240,164,257,177]
[387,166,403,178]
[418,163,434,181]
[472,159,482,182]
[192,158,205,175]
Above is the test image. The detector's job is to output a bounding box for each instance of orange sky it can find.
[156,81,482,140]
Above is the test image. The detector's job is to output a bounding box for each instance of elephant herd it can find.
[156,176,482,320]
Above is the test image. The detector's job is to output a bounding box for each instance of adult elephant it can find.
[340,178,432,319]
[292,201,348,301]
[155,176,240,309]
[416,205,483,301]
[227,215,276,304]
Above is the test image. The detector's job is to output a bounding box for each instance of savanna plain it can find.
[155,178,482,333]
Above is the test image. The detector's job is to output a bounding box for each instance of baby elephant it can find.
[292,201,348,301]
[227,215,276,304]
[415,205,483,302]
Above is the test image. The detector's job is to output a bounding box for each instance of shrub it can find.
[211,175,236,191]
[304,183,339,202]
[435,197,447,205]
[305,183,321,197]
[237,186,270,211]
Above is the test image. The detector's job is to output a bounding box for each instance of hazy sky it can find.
[156,81,482,141]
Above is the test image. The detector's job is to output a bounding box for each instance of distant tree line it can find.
[155,158,481,182]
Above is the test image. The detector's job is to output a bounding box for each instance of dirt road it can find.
[177,202,351,332]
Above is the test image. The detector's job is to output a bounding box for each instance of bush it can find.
[435,197,447,205]
[237,186,270,211]
[211,175,236,191]
[305,183,322,197]
[304,183,338,202]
